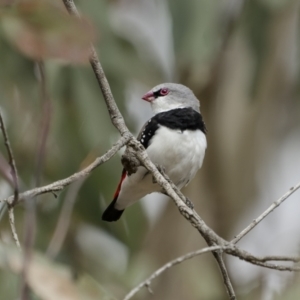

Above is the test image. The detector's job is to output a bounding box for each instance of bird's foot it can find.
[184,196,194,210]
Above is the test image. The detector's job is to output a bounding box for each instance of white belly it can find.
[147,126,207,188]
[115,126,207,210]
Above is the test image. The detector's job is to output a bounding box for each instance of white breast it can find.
[115,126,207,210]
[147,126,207,188]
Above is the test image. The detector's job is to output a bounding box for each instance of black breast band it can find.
[138,107,206,148]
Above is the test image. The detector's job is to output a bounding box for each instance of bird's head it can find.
[142,83,200,114]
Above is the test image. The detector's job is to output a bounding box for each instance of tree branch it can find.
[3,135,130,205]
[123,242,300,300]
[123,246,226,300]
[212,252,236,300]
[226,246,300,272]
[61,0,224,249]
[257,255,300,263]
[232,181,300,244]
[7,207,21,249]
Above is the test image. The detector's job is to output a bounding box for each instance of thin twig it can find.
[226,246,300,272]
[7,207,21,249]
[156,169,236,298]
[243,259,300,272]
[258,255,300,263]
[232,181,300,244]
[124,243,300,300]
[0,109,19,206]
[3,135,130,205]
[0,109,21,249]
[123,246,225,300]
[212,252,236,300]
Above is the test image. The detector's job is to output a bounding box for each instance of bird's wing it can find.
[113,107,207,198]
[112,117,159,199]
[136,117,159,148]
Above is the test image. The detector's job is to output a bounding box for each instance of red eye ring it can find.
[160,88,169,96]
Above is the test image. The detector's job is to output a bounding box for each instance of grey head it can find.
[142,83,200,114]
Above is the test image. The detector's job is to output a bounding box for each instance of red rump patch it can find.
[113,169,126,200]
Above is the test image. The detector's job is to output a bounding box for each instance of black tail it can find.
[102,198,124,222]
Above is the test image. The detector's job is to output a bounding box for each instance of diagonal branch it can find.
[257,255,300,263]
[61,0,224,248]
[226,246,300,272]
[123,246,226,300]
[232,180,300,244]
[3,135,130,205]
[124,242,300,300]
[213,252,236,299]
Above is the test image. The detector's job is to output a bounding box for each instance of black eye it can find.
[160,88,169,96]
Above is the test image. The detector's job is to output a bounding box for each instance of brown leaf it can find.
[1,0,95,63]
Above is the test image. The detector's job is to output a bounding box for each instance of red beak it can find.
[142,91,155,102]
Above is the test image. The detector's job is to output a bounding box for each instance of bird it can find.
[102,83,207,222]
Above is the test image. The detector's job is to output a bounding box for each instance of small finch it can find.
[102,83,207,222]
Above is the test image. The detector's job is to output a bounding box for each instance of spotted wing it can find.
[137,117,160,149]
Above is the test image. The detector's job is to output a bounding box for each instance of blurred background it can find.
[0,0,300,299]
